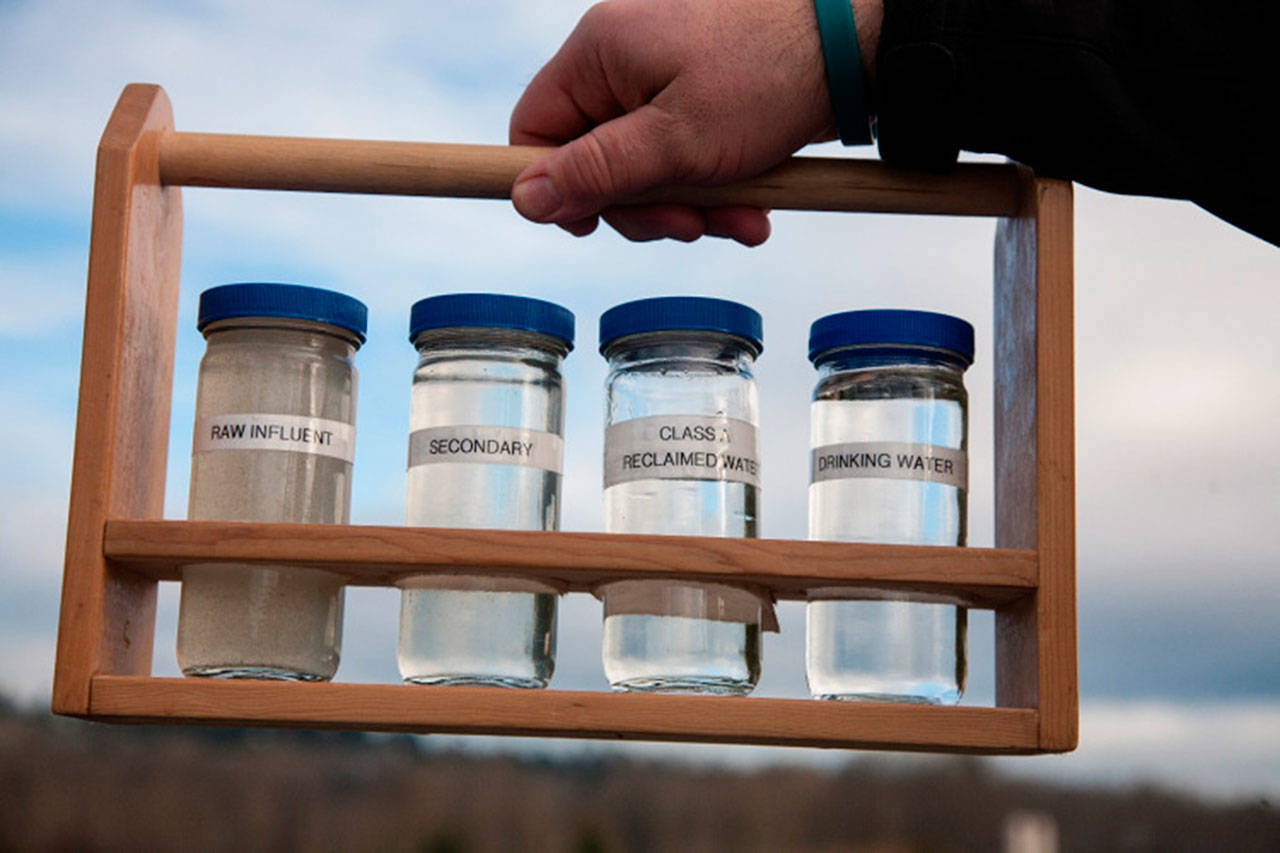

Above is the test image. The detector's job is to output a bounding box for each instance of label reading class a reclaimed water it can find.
[603,414,760,488]
[193,413,355,463]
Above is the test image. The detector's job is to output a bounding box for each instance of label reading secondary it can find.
[407,425,563,472]
[193,414,355,463]
[810,441,966,489]
[604,415,760,488]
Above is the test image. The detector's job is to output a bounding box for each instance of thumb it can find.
[511,104,685,224]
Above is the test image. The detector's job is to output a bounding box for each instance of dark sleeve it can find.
[873,0,1279,246]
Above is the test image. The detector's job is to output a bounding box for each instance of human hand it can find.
[509,0,875,246]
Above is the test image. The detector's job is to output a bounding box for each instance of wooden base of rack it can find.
[87,676,1044,753]
[87,519,1048,753]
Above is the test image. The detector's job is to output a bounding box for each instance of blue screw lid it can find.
[808,309,974,366]
[409,293,575,350]
[197,283,368,343]
[598,296,763,355]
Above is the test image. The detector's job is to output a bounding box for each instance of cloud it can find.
[0,0,591,207]
[0,261,87,339]
[1004,700,1280,801]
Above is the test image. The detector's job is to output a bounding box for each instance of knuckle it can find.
[579,0,649,54]
[565,132,621,202]
[646,106,683,146]
[648,108,709,182]
[579,1,620,36]
[707,142,749,182]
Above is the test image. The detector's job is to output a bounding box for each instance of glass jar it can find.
[177,283,366,681]
[599,297,768,695]
[398,294,573,688]
[805,309,973,703]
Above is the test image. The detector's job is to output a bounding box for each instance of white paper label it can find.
[407,425,563,472]
[604,415,760,488]
[193,414,355,463]
[810,441,966,489]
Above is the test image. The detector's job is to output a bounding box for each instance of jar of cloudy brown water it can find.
[398,294,573,688]
[176,283,365,681]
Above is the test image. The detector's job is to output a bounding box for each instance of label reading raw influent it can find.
[604,415,760,489]
[407,425,563,473]
[193,414,355,463]
[810,441,967,490]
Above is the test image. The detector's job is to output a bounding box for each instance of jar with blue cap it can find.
[598,297,772,695]
[806,309,974,704]
[177,283,367,681]
[398,293,573,688]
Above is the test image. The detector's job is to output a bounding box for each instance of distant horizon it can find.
[2,693,1275,809]
[7,702,1277,849]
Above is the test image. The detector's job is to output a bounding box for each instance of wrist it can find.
[813,0,875,144]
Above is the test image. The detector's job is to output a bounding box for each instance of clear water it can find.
[398,334,563,687]
[602,479,761,694]
[601,333,762,695]
[603,614,760,694]
[806,600,966,703]
[807,378,968,704]
[603,480,757,537]
[399,588,556,688]
[407,463,559,531]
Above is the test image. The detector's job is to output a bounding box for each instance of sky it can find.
[1,0,1277,801]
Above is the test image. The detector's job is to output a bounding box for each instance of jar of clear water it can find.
[398,294,573,688]
[177,283,366,681]
[599,297,767,695]
[806,309,973,703]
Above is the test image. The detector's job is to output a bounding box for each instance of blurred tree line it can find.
[0,697,1275,852]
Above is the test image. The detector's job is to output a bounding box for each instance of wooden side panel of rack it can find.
[52,83,1077,754]
[53,85,182,715]
[993,171,1078,751]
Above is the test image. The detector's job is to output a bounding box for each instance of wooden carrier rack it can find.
[52,84,1077,754]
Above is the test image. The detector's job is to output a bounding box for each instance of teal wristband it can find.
[812,0,873,145]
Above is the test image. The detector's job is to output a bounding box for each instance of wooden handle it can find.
[158,131,1021,216]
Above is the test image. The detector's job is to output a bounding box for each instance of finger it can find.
[559,215,599,237]
[704,206,772,247]
[510,45,615,146]
[601,205,707,243]
[511,103,684,224]
[509,5,667,146]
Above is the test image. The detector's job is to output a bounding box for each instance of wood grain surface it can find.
[52,84,180,714]
[53,85,1078,754]
[157,131,1022,216]
[993,171,1078,751]
[104,520,1038,608]
[88,676,1042,753]
[1025,177,1078,751]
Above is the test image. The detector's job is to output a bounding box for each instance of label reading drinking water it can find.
[810,441,966,489]
[604,415,760,488]
[407,425,563,472]
[193,414,355,462]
